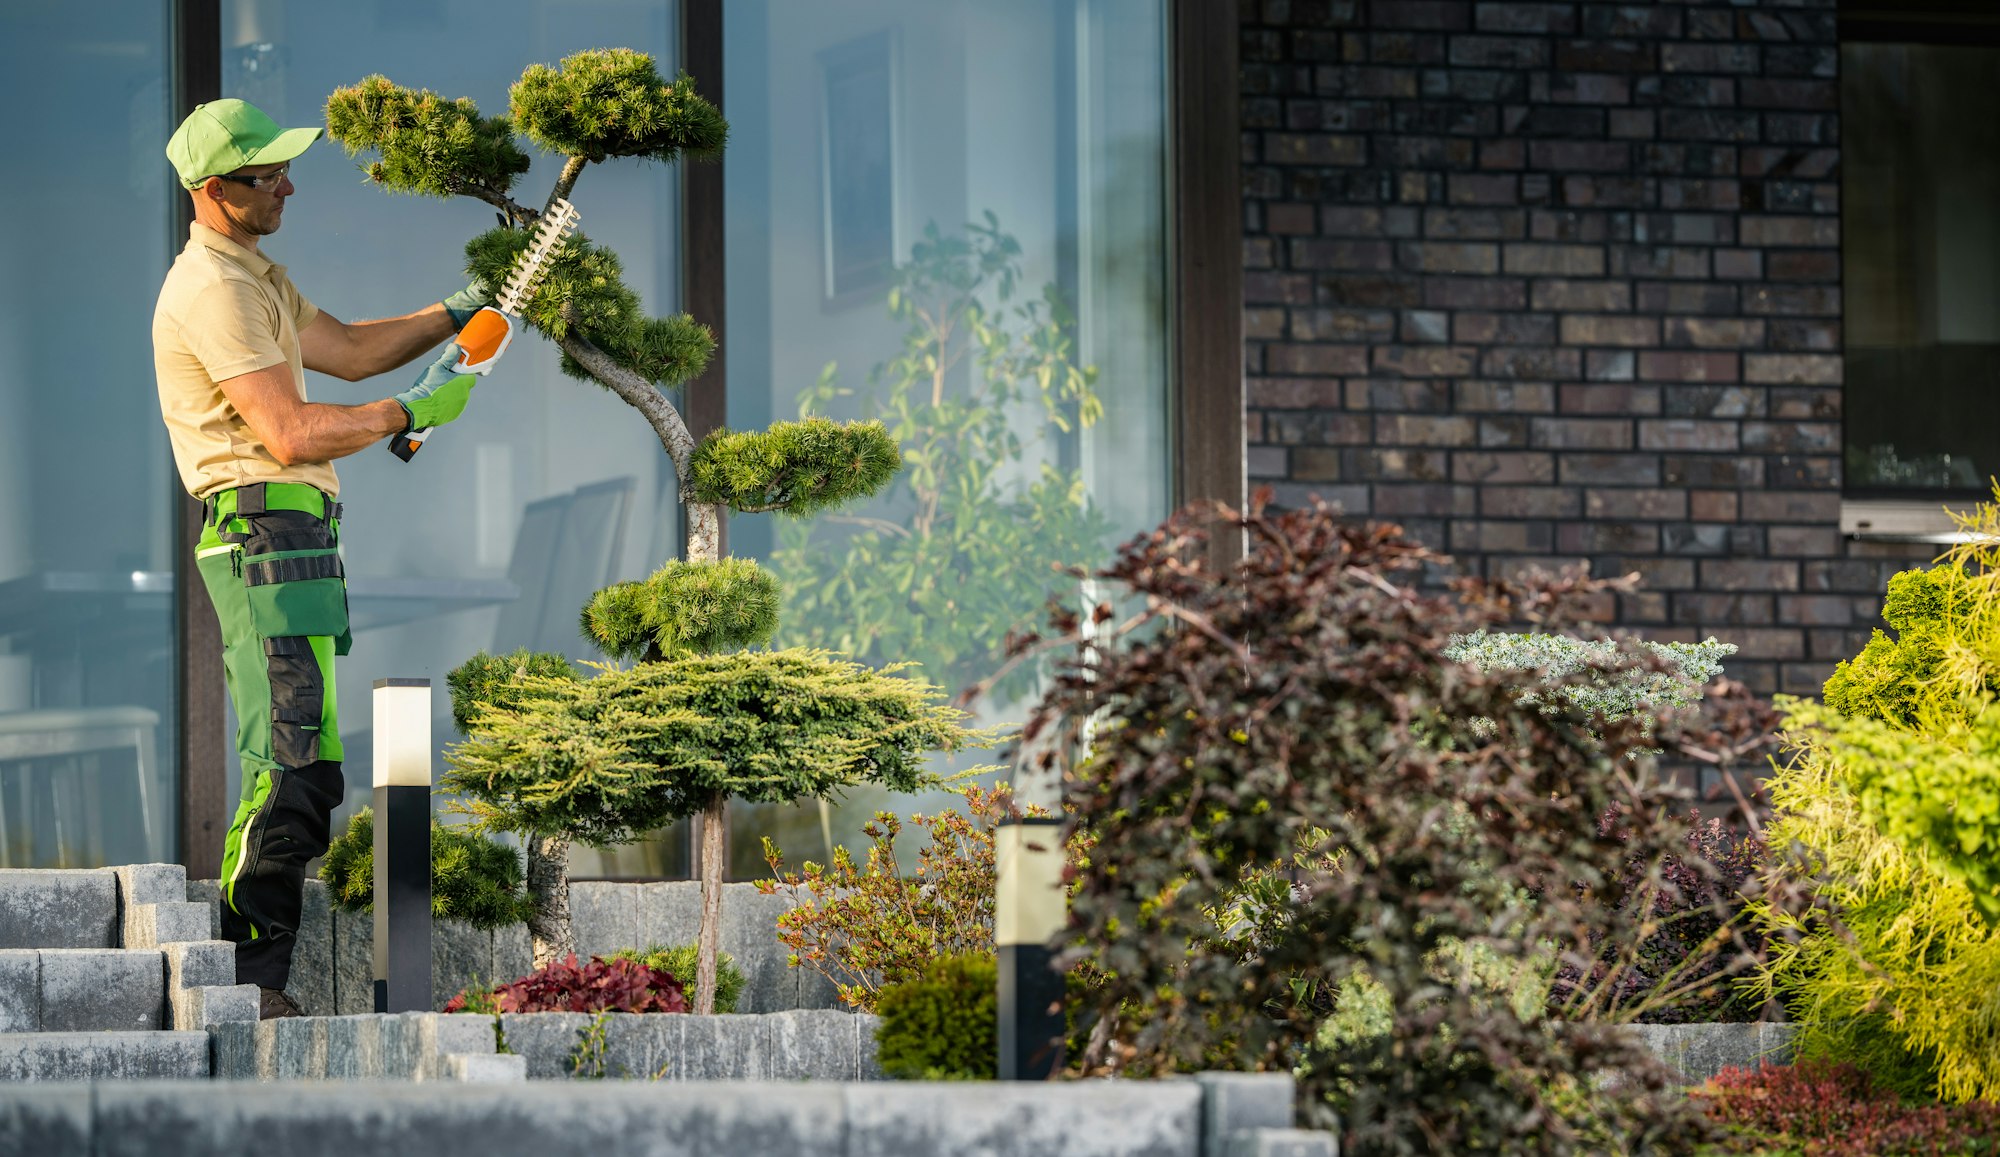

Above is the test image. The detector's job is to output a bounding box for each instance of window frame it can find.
[1837,1,2000,541]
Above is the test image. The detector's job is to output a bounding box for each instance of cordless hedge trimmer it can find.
[390,196,582,461]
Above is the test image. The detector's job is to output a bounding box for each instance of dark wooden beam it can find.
[680,0,726,876]
[681,0,728,558]
[1171,0,1245,571]
[172,0,227,878]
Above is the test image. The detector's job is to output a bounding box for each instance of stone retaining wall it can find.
[190,879,842,1015]
[0,1071,1327,1157]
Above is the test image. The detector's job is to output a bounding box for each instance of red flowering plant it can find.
[1697,1060,2000,1156]
[443,953,687,1014]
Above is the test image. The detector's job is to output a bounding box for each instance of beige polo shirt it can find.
[153,223,339,499]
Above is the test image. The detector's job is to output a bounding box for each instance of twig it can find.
[446,177,540,226]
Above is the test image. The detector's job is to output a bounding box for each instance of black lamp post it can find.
[995,815,1065,1079]
[372,677,432,1013]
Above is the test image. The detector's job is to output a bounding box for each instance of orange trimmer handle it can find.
[451,307,515,375]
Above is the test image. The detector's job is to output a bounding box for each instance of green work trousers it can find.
[194,482,351,991]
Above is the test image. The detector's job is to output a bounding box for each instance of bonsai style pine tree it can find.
[326,50,976,1012]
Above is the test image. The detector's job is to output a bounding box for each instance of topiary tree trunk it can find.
[333,51,927,1008]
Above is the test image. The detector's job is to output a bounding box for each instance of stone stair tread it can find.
[0,1031,209,1080]
[0,871,116,951]
[0,948,167,1034]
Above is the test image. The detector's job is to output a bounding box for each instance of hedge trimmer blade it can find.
[394,197,585,463]
[497,197,581,315]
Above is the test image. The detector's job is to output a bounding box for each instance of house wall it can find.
[1237,0,1932,693]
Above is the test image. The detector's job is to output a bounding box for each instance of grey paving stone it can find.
[0,951,38,1032]
[843,1081,1203,1157]
[1227,1129,1338,1157]
[89,1081,845,1157]
[0,1084,91,1157]
[38,950,161,1032]
[112,863,187,908]
[495,1012,595,1080]
[377,1012,427,1079]
[331,905,373,1015]
[764,1009,863,1080]
[161,940,234,991]
[179,984,257,1030]
[677,1013,767,1080]
[492,925,532,985]
[1627,1022,1795,1086]
[323,1014,382,1079]
[722,888,796,1013]
[1197,1072,1296,1156]
[797,961,844,1011]
[569,881,638,960]
[636,881,702,949]
[433,922,493,1011]
[287,880,334,1016]
[445,1052,527,1082]
[855,1014,885,1080]
[209,1020,258,1080]
[124,902,211,949]
[0,870,116,950]
[272,1015,328,1079]
[184,879,222,940]
[0,1031,208,1080]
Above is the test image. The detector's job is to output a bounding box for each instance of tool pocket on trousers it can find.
[265,636,324,769]
[239,513,350,644]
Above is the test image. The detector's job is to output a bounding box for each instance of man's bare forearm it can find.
[274,398,408,465]
[343,306,457,379]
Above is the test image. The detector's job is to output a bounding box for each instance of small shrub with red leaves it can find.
[443,953,687,1014]
[1698,1061,2000,1156]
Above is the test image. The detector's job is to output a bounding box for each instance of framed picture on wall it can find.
[819,29,899,308]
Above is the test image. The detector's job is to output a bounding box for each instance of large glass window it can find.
[1842,42,2000,497]
[723,0,1172,874]
[0,3,178,867]
[220,0,690,878]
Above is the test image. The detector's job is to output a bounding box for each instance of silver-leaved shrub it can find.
[1444,631,1735,727]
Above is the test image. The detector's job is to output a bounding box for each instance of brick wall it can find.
[1239,0,1931,694]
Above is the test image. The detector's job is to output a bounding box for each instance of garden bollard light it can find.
[996,815,1066,1079]
[373,678,433,1013]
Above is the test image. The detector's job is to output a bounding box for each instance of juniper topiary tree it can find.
[327,50,941,1011]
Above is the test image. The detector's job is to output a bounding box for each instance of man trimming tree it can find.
[151,99,493,1019]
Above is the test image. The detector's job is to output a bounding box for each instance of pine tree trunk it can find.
[694,793,726,1015]
[686,501,721,563]
[524,832,573,970]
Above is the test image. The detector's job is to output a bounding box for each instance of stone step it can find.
[0,871,116,951]
[0,1031,209,1080]
[0,950,164,1032]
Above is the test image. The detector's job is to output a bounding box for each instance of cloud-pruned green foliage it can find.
[446,648,578,736]
[509,49,727,164]
[580,558,780,661]
[324,75,531,199]
[443,649,981,847]
[1445,631,1735,724]
[462,227,713,389]
[319,808,539,931]
[689,418,901,516]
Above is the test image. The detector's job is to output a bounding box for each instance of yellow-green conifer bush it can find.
[326,51,970,1012]
[1756,496,2000,1102]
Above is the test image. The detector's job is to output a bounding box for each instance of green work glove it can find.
[394,343,479,431]
[441,279,492,329]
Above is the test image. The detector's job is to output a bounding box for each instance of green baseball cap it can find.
[166,98,322,190]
